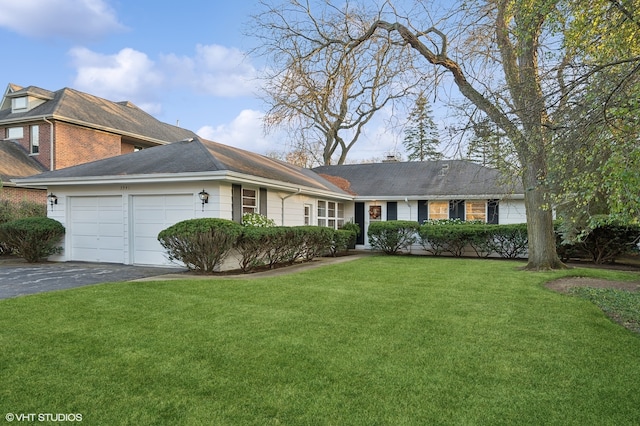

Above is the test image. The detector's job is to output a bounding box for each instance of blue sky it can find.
[0,0,407,161]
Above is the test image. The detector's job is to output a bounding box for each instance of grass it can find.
[1,256,640,425]
[570,287,640,334]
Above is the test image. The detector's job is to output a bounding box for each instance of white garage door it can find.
[70,196,124,263]
[132,194,195,266]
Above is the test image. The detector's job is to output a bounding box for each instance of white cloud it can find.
[196,109,281,154]
[69,47,164,113]
[0,0,126,40]
[161,44,261,97]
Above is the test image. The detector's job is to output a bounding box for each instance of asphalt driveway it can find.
[0,260,185,299]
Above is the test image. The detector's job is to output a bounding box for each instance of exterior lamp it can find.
[198,189,209,211]
[47,193,58,210]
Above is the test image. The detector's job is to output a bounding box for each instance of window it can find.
[429,201,449,220]
[7,127,23,139]
[11,97,27,111]
[30,125,39,154]
[465,201,487,222]
[304,204,312,225]
[317,200,344,229]
[242,188,257,214]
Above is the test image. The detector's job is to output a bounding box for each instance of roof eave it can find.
[13,170,353,200]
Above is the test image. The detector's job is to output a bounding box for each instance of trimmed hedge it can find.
[367,220,420,254]
[158,218,243,272]
[0,217,65,262]
[419,221,529,259]
[0,200,47,255]
[160,219,350,273]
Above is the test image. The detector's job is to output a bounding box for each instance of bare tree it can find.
[252,1,420,165]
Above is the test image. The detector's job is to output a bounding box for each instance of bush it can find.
[158,218,243,272]
[242,212,276,227]
[558,217,640,264]
[367,220,420,254]
[489,223,528,259]
[0,217,65,262]
[418,221,528,259]
[419,221,493,257]
[0,200,47,255]
[330,229,355,256]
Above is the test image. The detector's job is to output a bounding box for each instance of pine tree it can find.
[403,95,442,161]
[466,118,507,169]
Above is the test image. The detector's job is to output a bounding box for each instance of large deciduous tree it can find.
[252,1,418,165]
[251,0,639,270]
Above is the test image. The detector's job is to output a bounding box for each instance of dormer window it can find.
[11,96,27,112]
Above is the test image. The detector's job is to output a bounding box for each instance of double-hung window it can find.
[428,201,449,220]
[465,201,487,222]
[317,200,344,229]
[242,188,257,214]
[30,125,39,154]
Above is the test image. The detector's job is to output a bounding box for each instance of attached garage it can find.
[131,194,196,266]
[69,196,125,263]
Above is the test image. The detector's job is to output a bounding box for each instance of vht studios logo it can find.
[5,413,83,422]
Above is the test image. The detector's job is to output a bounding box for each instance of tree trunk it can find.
[521,167,566,270]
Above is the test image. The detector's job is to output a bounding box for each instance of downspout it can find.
[280,188,302,225]
[43,117,54,171]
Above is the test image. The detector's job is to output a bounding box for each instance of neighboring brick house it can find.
[0,83,198,203]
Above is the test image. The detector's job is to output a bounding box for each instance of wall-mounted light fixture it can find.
[198,189,209,211]
[47,193,58,211]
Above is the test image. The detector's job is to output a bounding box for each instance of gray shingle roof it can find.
[21,138,349,194]
[0,140,47,183]
[0,85,197,144]
[313,160,522,197]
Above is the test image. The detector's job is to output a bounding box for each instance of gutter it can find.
[280,188,301,225]
[43,117,54,170]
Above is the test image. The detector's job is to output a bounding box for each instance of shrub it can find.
[296,226,334,260]
[0,217,65,262]
[489,223,529,259]
[0,200,47,255]
[235,227,271,272]
[367,220,420,254]
[242,212,276,227]
[158,218,243,272]
[340,221,360,249]
[563,217,640,264]
[332,229,356,256]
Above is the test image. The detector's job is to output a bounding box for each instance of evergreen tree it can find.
[466,119,505,169]
[403,95,442,161]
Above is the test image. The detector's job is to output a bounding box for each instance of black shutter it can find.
[259,188,267,216]
[488,199,499,224]
[387,202,397,220]
[232,184,242,223]
[418,200,428,224]
[449,200,465,220]
[355,202,365,245]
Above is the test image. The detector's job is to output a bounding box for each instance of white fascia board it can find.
[223,172,353,200]
[14,170,354,200]
[353,193,525,201]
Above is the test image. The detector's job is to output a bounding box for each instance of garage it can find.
[131,194,196,266]
[69,196,125,263]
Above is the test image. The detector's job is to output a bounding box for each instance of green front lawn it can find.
[1,256,639,425]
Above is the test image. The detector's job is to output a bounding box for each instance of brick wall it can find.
[0,186,47,204]
[54,123,123,169]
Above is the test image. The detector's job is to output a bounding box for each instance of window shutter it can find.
[488,200,499,224]
[232,184,242,223]
[259,188,267,215]
[387,202,397,220]
[449,200,465,220]
[418,200,428,224]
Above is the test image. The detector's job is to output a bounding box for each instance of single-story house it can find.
[14,137,525,267]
